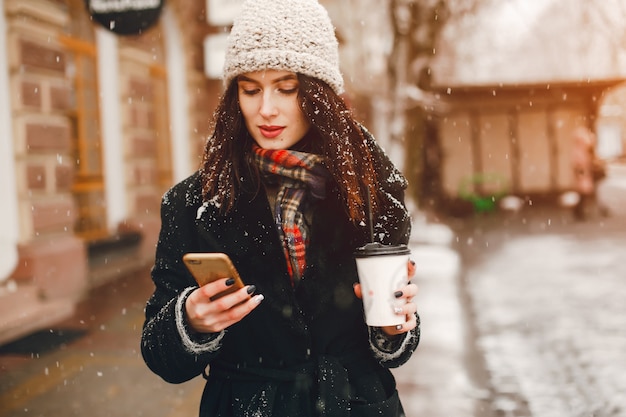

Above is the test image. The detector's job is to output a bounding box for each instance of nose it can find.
[259,90,278,118]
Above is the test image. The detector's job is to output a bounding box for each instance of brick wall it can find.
[119,40,167,222]
[6,0,87,299]
[4,0,223,294]
[0,0,227,344]
[7,10,75,238]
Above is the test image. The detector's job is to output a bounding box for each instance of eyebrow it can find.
[238,74,298,84]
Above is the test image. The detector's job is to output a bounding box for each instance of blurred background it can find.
[1,1,625,416]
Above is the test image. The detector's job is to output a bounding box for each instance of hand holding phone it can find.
[182,253,245,300]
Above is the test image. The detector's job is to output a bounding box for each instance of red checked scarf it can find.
[252,144,329,284]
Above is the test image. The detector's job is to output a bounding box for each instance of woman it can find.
[141,0,420,415]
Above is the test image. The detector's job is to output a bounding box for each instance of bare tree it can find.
[388,0,451,206]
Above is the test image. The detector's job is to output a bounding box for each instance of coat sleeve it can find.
[140,181,223,384]
[368,314,420,368]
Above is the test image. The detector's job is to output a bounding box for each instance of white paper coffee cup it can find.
[354,243,411,327]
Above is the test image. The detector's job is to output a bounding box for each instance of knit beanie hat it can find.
[222,0,344,94]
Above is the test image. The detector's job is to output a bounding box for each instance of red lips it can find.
[259,125,285,139]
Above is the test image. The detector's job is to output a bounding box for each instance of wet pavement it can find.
[0,203,625,417]
[450,205,626,417]
[0,264,211,417]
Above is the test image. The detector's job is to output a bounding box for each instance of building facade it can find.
[423,80,625,214]
[0,0,230,344]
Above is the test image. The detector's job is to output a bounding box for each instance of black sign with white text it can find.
[85,0,165,36]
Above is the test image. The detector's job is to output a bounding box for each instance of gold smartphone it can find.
[182,253,245,300]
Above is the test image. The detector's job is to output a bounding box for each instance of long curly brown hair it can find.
[200,74,380,224]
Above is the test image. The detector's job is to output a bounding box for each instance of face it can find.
[237,70,310,150]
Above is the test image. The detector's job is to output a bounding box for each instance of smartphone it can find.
[182,253,245,300]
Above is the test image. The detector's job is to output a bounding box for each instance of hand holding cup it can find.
[353,243,417,334]
[353,259,417,335]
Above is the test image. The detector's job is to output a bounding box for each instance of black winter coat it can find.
[141,134,418,416]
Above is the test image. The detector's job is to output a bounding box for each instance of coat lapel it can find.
[194,188,308,333]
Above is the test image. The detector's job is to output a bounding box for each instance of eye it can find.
[238,81,260,96]
[241,88,260,96]
[279,87,298,95]
[277,82,299,95]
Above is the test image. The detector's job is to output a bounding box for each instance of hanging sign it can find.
[85,0,165,36]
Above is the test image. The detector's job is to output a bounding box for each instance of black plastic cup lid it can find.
[354,242,410,257]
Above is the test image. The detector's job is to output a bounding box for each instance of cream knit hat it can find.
[222,0,344,94]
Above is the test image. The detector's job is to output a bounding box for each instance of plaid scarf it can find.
[252,145,329,284]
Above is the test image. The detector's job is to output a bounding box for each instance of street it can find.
[0,205,625,417]
[452,205,626,417]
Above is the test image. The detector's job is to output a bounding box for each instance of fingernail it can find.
[394,307,403,314]
[253,294,264,304]
[395,324,403,331]
[394,291,403,298]
[225,278,235,286]
[247,285,257,295]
